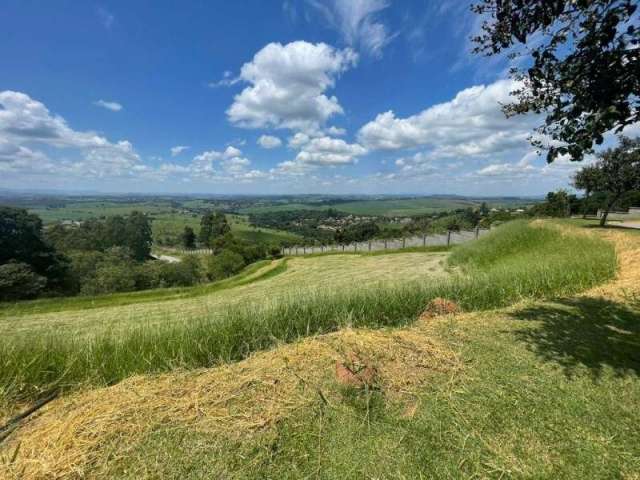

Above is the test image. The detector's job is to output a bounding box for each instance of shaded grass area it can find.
[0,259,285,318]
[96,296,640,479]
[0,222,617,405]
[511,296,640,378]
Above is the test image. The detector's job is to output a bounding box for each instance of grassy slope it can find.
[0,252,448,340]
[97,298,640,480]
[0,259,281,318]
[1,221,636,479]
[0,221,617,406]
[6,294,638,480]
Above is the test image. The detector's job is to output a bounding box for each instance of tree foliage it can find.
[181,226,196,249]
[47,212,152,261]
[574,136,640,225]
[0,262,47,301]
[0,206,69,295]
[529,190,578,217]
[124,211,153,261]
[205,250,246,281]
[199,211,230,247]
[472,0,639,162]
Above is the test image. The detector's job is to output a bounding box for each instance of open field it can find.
[19,199,299,245]
[239,197,534,217]
[1,221,636,478]
[151,212,300,246]
[0,221,616,406]
[0,251,449,340]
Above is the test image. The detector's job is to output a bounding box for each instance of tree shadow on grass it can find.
[510,297,640,379]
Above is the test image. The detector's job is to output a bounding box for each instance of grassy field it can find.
[23,199,299,246]
[91,296,637,480]
[239,197,524,217]
[152,212,300,246]
[1,220,634,479]
[0,252,448,340]
[0,221,616,407]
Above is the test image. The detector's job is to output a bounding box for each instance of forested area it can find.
[0,207,277,301]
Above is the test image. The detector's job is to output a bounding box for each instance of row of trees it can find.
[521,138,640,223]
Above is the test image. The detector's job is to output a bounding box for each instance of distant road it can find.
[620,222,640,230]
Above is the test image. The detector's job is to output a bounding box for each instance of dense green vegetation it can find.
[0,207,71,300]
[0,221,616,404]
[239,196,529,216]
[0,259,281,318]
[0,204,286,301]
[472,0,639,163]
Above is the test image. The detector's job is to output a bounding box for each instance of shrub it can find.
[158,256,203,287]
[81,264,137,295]
[0,262,47,301]
[206,250,246,281]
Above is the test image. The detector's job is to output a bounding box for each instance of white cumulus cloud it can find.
[358,79,537,158]
[295,136,366,165]
[257,134,283,149]
[0,90,140,178]
[227,41,358,132]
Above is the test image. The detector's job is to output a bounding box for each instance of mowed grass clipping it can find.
[0,221,616,404]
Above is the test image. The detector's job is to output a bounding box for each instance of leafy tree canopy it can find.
[472,0,639,162]
[181,226,196,249]
[199,211,230,247]
[573,136,640,225]
[0,206,69,292]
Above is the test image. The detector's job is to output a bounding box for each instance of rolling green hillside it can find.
[3,221,637,480]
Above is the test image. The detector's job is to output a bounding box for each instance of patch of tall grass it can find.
[0,221,616,403]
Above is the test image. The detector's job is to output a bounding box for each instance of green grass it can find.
[101,296,640,479]
[24,200,298,246]
[0,259,283,318]
[0,221,617,405]
[150,212,300,245]
[300,244,451,258]
[239,197,535,217]
[227,214,301,244]
[0,252,448,341]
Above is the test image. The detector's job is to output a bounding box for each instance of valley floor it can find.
[1,225,639,478]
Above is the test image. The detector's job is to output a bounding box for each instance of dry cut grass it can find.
[1,318,458,479]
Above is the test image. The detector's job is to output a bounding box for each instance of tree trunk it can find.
[599,193,622,227]
[582,190,590,219]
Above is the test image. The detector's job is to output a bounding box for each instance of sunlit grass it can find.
[0,221,616,405]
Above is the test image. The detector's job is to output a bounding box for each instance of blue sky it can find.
[2,0,633,195]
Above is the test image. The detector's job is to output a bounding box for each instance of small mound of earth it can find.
[1,323,458,479]
[419,297,461,320]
